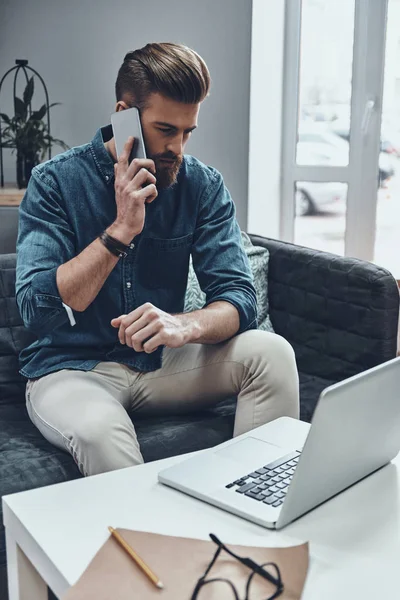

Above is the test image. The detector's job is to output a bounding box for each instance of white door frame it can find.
[280,0,388,260]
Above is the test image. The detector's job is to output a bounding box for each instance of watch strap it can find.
[98,231,129,258]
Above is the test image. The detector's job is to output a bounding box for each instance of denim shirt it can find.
[16,125,257,379]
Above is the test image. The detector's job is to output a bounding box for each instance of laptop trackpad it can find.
[216,437,284,465]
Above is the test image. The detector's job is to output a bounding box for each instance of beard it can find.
[151,153,183,190]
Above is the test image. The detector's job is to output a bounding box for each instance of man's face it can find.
[117,93,200,190]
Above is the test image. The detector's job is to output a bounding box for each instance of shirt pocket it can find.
[136,233,193,290]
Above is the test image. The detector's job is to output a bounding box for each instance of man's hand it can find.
[109,137,158,244]
[111,303,196,353]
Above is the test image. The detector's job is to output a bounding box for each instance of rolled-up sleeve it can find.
[16,168,76,335]
[191,169,257,333]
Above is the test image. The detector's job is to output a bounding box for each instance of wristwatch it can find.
[98,231,129,258]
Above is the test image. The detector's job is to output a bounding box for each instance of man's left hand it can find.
[111,303,193,353]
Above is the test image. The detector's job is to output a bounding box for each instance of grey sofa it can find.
[0,208,19,255]
[0,235,399,599]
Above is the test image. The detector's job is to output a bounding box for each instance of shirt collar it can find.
[89,124,116,186]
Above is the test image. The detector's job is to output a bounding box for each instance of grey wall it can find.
[0,0,252,228]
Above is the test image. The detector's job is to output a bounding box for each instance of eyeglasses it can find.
[190,533,284,600]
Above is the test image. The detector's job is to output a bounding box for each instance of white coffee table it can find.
[3,419,400,600]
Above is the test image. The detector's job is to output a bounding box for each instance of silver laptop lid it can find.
[277,356,400,529]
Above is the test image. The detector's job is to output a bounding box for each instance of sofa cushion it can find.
[298,372,335,422]
[184,232,274,332]
[241,232,274,333]
[135,396,236,462]
[0,403,82,568]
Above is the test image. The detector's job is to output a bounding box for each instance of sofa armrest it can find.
[0,207,19,254]
[0,253,36,405]
[249,235,399,381]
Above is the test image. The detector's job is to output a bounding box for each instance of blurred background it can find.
[0,0,399,279]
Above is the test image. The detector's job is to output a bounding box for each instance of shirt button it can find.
[105,175,109,181]
[130,243,135,249]
[126,282,132,289]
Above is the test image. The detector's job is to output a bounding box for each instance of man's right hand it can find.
[110,136,157,243]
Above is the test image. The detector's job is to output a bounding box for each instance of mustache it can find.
[155,153,181,162]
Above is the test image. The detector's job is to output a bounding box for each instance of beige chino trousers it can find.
[25,330,299,477]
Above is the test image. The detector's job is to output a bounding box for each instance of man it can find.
[16,42,299,477]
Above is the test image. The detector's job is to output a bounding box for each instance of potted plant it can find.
[0,76,69,188]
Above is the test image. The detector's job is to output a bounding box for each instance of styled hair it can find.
[115,42,211,110]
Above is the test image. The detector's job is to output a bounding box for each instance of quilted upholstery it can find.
[0,254,37,406]
[251,235,399,384]
[0,239,399,584]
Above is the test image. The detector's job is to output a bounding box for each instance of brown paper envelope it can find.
[63,529,309,600]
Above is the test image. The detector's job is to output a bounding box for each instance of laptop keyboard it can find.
[225,450,300,508]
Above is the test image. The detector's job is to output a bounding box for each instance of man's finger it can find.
[130,321,160,352]
[124,313,157,344]
[116,316,130,345]
[126,157,156,179]
[111,315,126,327]
[118,324,126,345]
[118,136,135,168]
[143,333,163,354]
[122,311,150,347]
[112,305,155,346]
[122,304,150,326]
[124,315,151,348]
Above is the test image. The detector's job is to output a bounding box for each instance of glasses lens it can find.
[195,579,238,600]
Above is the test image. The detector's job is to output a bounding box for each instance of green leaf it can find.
[30,104,47,121]
[48,102,61,109]
[14,96,27,120]
[0,113,11,125]
[23,77,34,106]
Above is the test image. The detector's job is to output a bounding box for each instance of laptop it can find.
[158,356,400,529]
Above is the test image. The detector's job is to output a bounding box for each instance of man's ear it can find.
[115,101,130,112]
